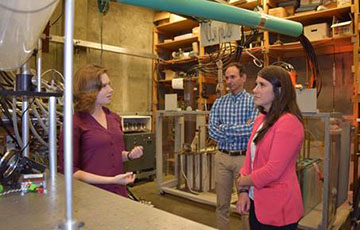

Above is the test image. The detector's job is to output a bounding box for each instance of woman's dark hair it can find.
[73,64,107,113]
[253,65,303,144]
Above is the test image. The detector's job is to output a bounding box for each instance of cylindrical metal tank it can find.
[183,78,196,152]
[0,0,59,70]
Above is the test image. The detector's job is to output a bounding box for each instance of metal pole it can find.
[21,98,29,157]
[20,61,31,157]
[59,0,83,229]
[64,0,75,221]
[48,96,57,181]
[36,39,42,92]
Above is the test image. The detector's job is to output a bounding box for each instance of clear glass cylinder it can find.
[0,0,59,70]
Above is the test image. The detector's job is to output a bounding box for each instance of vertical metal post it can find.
[20,61,31,157]
[36,38,42,92]
[59,0,83,229]
[64,0,75,223]
[21,98,29,157]
[48,96,57,181]
[174,116,181,184]
[320,115,330,230]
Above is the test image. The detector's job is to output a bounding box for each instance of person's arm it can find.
[221,97,258,139]
[122,146,144,161]
[236,192,250,215]
[73,170,135,185]
[240,116,304,189]
[237,174,254,186]
[208,99,226,142]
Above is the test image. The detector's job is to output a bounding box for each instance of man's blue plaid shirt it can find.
[209,89,258,151]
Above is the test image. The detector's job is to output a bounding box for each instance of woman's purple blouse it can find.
[59,107,127,197]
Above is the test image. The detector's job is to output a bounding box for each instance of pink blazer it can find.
[239,113,304,226]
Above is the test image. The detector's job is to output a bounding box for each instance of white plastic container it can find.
[0,0,59,70]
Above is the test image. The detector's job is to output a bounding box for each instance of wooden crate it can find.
[304,23,329,41]
[268,7,288,17]
[331,18,353,37]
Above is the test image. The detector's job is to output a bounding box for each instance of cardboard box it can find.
[163,70,177,80]
[300,0,321,6]
[296,89,317,113]
[169,14,186,23]
[268,7,288,17]
[331,19,353,37]
[163,39,173,43]
[154,11,170,22]
[153,11,170,25]
[165,94,178,111]
[174,33,194,41]
[192,26,200,36]
[337,0,351,7]
[304,23,329,41]
[284,5,296,16]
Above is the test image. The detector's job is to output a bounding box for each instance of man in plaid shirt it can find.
[209,62,258,230]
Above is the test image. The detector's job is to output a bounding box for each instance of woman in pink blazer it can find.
[236,65,304,229]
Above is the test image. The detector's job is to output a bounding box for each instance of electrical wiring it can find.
[50,12,63,26]
[34,99,49,116]
[19,98,35,122]
[31,103,48,134]
[11,97,23,147]
[269,35,321,96]
[29,119,48,147]
[0,68,64,154]
[0,97,20,148]
[180,154,198,194]
[156,35,254,80]
[41,68,65,82]
[99,12,104,64]
[292,35,321,95]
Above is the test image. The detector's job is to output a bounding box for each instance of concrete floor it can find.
[129,180,243,230]
[129,179,354,230]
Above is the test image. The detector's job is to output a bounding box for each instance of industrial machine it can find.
[297,113,351,230]
[155,111,352,230]
[156,110,218,206]
[121,115,156,180]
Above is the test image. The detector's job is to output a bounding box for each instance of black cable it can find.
[50,12,63,26]
[99,13,104,65]
[19,138,32,156]
[20,98,36,122]
[298,34,321,96]
[126,186,140,201]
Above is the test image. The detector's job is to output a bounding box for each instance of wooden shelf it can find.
[156,36,199,50]
[269,35,354,58]
[159,57,198,65]
[158,79,173,84]
[158,77,198,87]
[156,19,199,34]
[230,0,261,10]
[201,76,217,84]
[286,5,352,25]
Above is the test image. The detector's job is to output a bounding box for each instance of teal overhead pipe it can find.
[116,0,303,37]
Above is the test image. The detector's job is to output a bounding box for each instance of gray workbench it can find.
[0,174,215,230]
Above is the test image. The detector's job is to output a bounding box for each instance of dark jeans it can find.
[249,199,298,230]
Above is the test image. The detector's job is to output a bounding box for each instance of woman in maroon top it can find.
[59,64,143,197]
